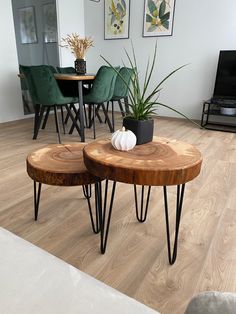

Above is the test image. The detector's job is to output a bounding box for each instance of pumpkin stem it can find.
[122,126,126,132]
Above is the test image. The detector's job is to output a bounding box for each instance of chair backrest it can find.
[21,65,66,106]
[88,66,119,103]
[48,65,57,74]
[113,67,134,98]
[57,67,76,74]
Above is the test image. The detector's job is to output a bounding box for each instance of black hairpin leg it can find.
[163,184,185,265]
[82,184,100,234]
[34,181,42,221]
[134,185,152,222]
[82,184,92,199]
[96,180,117,254]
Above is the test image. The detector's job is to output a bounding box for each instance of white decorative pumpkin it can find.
[111,127,136,151]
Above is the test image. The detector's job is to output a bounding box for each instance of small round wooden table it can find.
[83,136,202,264]
[27,143,101,233]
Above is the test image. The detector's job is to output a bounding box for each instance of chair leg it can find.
[42,106,51,129]
[95,105,103,124]
[65,104,81,136]
[124,96,129,114]
[83,104,88,127]
[54,106,61,144]
[111,101,115,130]
[60,107,66,134]
[88,104,92,127]
[105,101,110,124]
[118,99,125,117]
[33,105,45,140]
[101,103,114,132]
[88,104,94,128]
[72,103,78,116]
[93,105,96,139]
[64,103,73,125]
[33,104,40,139]
[68,104,83,134]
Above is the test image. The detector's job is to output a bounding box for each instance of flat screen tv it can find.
[213,50,236,101]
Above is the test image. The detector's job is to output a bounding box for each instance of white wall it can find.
[84,0,236,119]
[0,0,23,123]
[57,0,85,67]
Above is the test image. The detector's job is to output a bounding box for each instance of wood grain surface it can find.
[54,73,95,81]
[0,115,235,314]
[27,143,97,186]
[18,73,95,81]
[83,136,202,185]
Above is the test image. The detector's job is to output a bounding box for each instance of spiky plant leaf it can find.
[101,43,200,125]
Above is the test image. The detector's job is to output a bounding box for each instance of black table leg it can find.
[96,180,117,254]
[134,185,152,222]
[82,184,100,234]
[163,184,185,265]
[34,181,42,221]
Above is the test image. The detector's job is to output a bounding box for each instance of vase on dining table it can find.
[74,59,86,75]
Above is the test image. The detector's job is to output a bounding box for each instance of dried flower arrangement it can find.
[60,33,93,59]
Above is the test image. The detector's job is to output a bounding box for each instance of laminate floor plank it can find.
[0,115,235,314]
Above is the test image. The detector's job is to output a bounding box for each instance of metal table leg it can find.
[96,180,117,254]
[163,184,185,265]
[134,185,152,222]
[33,181,99,234]
[83,184,100,234]
[34,181,42,221]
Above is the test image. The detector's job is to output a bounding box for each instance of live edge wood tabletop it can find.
[83,136,202,264]
[83,136,202,186]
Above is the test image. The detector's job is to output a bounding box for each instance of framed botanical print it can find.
[143,0,176,37]
[104,0,130,40]
[19,6,37,44]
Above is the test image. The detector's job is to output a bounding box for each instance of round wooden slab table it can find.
[26,143,101,234]
[83,136,203,264]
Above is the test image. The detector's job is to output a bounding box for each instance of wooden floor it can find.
[0,115,235,314]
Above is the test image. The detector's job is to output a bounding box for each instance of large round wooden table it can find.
[83,136,202,264]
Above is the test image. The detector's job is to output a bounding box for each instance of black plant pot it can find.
[123,118,154,145]
[74,59,86,74]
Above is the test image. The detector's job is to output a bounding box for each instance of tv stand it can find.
[211,98,236,106]
[201,99,236,132]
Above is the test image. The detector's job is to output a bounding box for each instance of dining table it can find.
[54,73,95,142]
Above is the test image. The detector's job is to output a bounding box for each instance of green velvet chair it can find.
[106,67,134,129]
[20,65,80,143]
[40,65,60,131]
[48,65,57,74]
[69,65,119,139]
[56,66,76,74]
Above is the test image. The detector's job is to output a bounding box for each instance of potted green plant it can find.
[102,42,199,145]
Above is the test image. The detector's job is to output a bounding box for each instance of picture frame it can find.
[143,0,176,37]
[42,3,58,43]
[19,6,37,44]
[104,0,130,40]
